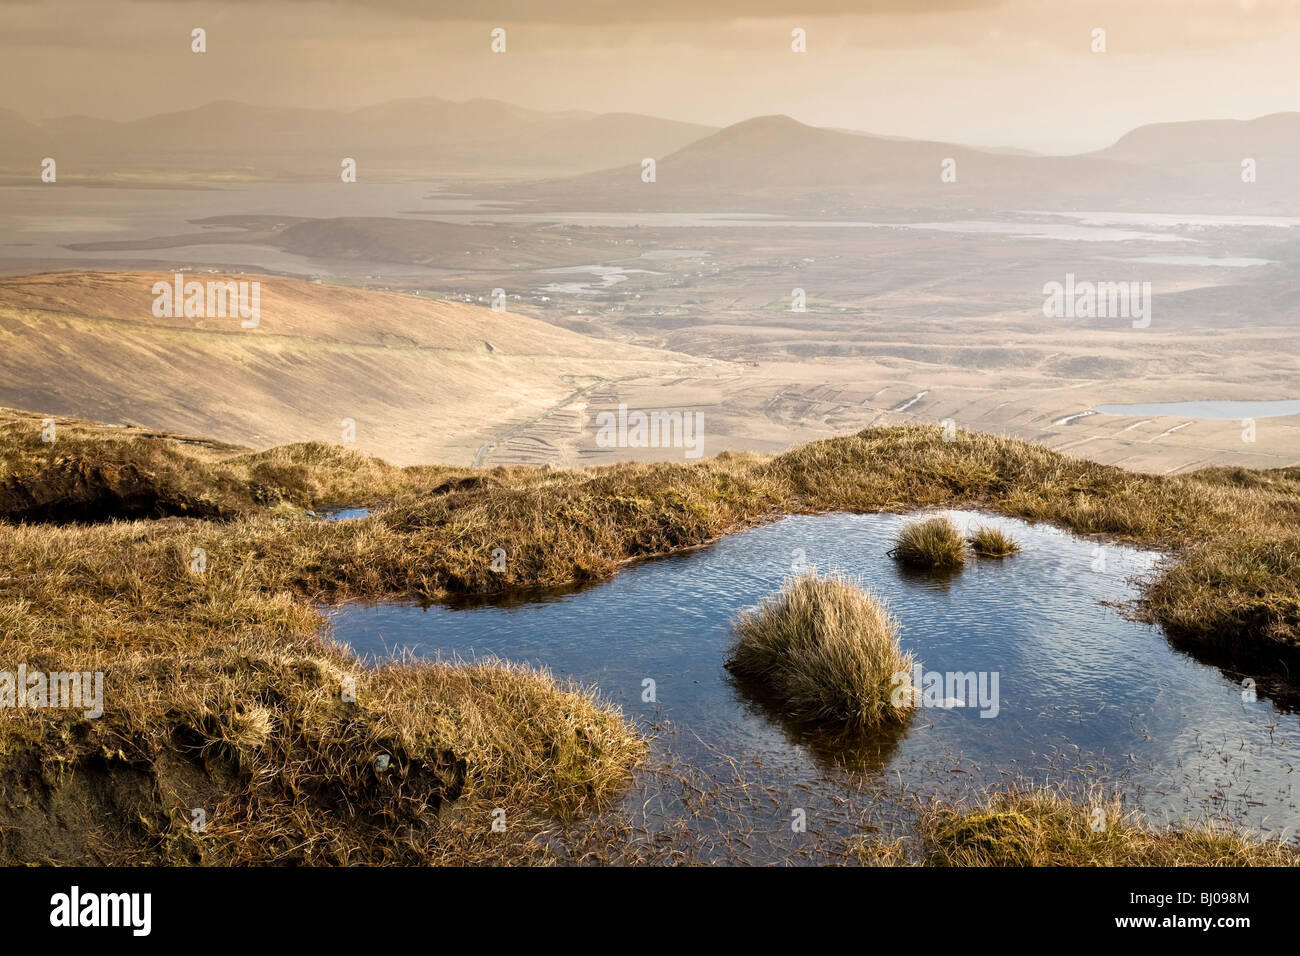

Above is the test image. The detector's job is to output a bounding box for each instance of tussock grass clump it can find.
[919,788,1299,867]
[1144,528,1300,667]
[967,525,1020,557]
[889,516,965,569]
[727,572,914,730]
[0,409,428,522]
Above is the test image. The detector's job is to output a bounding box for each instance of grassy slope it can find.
[0,409,1297,863]
[0,272,690,465]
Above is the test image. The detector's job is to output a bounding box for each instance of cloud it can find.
[214,0,1002,23]
[0,0,1001,27]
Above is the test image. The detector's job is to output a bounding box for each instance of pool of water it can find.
[315,507,372,522]
[1037,210,1300,229]
[324,510,1300,860]
[535,264,661,295]
[1125,255,1274,268]
[1094,400,1300,420]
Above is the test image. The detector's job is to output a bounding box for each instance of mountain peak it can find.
[724,114,810,133]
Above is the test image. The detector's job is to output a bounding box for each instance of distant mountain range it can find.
[3,98,1298,210]
[505,111,1300,212]
[504,114,1171,208]
[1090,112,1300,196]
[0,97,714,180]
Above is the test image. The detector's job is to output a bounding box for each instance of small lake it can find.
[1095,400,1300,420]
[536,264,661,295]
[433,213,1185,243]
[1027,210,1300,229]
[324,510,1300,861]
[1125,255,1274,268]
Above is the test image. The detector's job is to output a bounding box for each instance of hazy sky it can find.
[3,0,1298,152]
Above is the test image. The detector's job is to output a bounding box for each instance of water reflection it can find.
[325,510,1300,857]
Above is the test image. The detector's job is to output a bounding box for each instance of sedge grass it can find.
[727,572,914,730]
[967,525,1020,557]
[888,516,966,569]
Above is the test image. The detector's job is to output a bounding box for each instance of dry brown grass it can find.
[727,572,914,729]
[0,412,647,863]
[967,524,1020,557]
[888,515,966,569]
[0,408,426,521]
[1,407,1298,863]
[913,787,1299,867]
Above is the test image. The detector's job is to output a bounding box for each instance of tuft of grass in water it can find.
[918,787,1299,867]
[967,525,1020,557]
[726,571,914,730]
[888,516,965,569]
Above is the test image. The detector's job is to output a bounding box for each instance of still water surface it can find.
[1094,400,1300,420]
[325,510,1300,860]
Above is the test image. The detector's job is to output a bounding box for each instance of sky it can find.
[2,0,1298,153]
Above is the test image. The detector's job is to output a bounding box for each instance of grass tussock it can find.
[967,524,1020,557]
[0,408,430,522]
[2,406,1300,863]
[917,788,1299,867]
[888,516,965,569]
[727,572,914,730]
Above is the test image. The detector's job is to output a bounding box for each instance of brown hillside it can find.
[0,271,692,465]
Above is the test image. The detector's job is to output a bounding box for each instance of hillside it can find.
[1093,111,1300,202]
[1097,112,1300,166]
[0,272,692,465]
